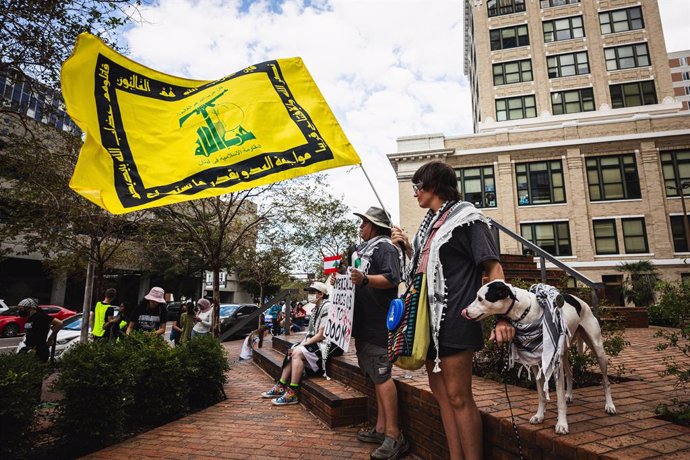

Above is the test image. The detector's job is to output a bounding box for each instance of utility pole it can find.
[667,181,690,252]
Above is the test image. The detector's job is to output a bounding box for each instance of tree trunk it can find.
[80,239,97,343]
[258,284,264,330]
[212,267,220,338]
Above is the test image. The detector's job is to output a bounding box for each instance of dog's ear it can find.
[484,281,514,302]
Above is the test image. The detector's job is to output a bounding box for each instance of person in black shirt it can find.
[126,287,168,336]
[18,298,63,362]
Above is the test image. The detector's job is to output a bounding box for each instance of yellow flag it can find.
[61,33,361,214]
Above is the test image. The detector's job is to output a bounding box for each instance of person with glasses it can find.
[392,160,515,460]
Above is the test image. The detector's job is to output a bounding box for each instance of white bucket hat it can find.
[144,287,166,304]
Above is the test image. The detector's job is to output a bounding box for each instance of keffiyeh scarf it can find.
[509,283,567,398]
[409,200,490,372]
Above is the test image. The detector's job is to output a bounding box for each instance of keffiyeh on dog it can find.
[509,283,567,396]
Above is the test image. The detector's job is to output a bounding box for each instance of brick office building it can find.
[389,0,690,303]
[669,49,690,110]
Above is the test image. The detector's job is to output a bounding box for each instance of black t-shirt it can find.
[436,221,500,350]
[352,242,401,348]
[132,302,167,332]
[25,309,52,348]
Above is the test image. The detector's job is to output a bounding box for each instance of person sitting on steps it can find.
[260,281,342,406]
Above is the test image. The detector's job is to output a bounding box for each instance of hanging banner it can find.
[324,270,355,352]
[61,33,361,214]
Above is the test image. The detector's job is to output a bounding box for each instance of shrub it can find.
[0,353,49,459]
[655,325,690,425]
[178,335,229,409]
[120,332,189,426]
[649,281,690,327]
[53,339,135,450]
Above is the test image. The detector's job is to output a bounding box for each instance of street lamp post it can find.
[667,181,690,253]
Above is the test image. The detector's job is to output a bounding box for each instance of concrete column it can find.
[496,153,521,254]
[639,143,674,258]
[565,148,594,260]
[138,276,150,301]
[50,271,67,306]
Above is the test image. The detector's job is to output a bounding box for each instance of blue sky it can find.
[123,0,690,222]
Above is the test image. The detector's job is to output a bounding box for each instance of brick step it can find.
[252,346,368,428]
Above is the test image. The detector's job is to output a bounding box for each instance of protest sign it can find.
[324,270,355,352]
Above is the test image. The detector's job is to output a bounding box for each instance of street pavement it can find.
[0,322,175,355]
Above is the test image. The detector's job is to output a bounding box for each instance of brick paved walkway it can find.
[85,339,412,460]
[86,327,689,459]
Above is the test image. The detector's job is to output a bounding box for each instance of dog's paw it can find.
[605,403,617,415]
[565,394,573,403]
[555,422,569,434]
[529,414,544,424]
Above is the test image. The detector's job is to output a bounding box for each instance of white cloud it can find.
[123,0,688,221]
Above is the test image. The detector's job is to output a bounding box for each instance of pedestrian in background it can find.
[178,301,195,344]
[192,298,213,338]
[127,287,168,336]
[17,298,63,362]
[91,288,117,342]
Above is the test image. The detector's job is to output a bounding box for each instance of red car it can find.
[0,305,76,337]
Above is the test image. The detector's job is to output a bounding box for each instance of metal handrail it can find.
[489,218,604,315]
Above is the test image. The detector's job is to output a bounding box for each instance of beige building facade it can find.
[390,0,690,300]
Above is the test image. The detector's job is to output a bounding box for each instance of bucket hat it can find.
[353,207,392,229]
[144,287,166,304]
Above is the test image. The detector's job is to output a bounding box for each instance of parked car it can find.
[0,299,8,314]
[0,305,76,338]
[220,304,259,338]
[16,313,84,359]
[166,301,183,322]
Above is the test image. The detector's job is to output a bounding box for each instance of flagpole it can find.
[359,164,391,219]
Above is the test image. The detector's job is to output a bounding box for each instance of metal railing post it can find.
[540,256,547,283]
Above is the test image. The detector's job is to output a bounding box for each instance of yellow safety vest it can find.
[92,301,112,337]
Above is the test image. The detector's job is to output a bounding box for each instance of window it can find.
[671,215,690,252]
[622,218,648,253]
[543,16,584,42]
[610,81,657,108]
[541,0,580,7]
[605,43,650,71]
[547,51,590,78]
[599,7,644,34]
[551,88,595,115]
[488,0,526,17]
[593,220,618,255]
[586,154,641,201]
[683,72,690,81]
[521,222,572,256]
[662,150,690,196]
[496,95,536,121]
[493,59,533,85]
[490,25,530,51]
[516,160,566,205]
[457,166,497,208]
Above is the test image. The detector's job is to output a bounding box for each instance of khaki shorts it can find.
[356,341,392,384]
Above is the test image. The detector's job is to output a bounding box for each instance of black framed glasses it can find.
[412,182,423,193]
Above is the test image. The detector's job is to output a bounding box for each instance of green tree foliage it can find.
[649,280,690,327]
[1,0,140,88]
[616,260,660,307]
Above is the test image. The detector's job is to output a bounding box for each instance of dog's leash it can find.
[499,343,524,460]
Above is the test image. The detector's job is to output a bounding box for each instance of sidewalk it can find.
[85,339,411,460]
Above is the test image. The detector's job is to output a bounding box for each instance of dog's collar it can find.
[498,294,530,325]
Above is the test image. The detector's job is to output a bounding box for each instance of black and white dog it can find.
[462,280,616,434]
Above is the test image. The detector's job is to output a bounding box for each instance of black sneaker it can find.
[370,433,409,460]
[357,426,386,444]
